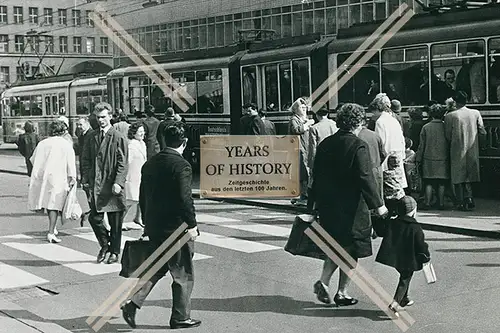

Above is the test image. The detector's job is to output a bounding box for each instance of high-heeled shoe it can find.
[47,233,61,243]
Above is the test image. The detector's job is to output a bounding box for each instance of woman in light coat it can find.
[125,122,147,227]
[28,121,77,243]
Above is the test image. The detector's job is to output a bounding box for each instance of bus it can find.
[1,74,108,143]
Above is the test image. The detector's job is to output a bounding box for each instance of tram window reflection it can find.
[76,91,89,115]
[31,95,42,116]
[242,66,257,106]
[381,46,428,106]
[431,40,486,104]
[292,59,310,104]
[337,52,380,106]
[279,63,292,111]
[196,70,223,114]
[488,38,500,103]
[129,76,150,114]
[264,64,279,111]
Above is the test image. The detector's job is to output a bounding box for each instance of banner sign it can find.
[200,135,300,198]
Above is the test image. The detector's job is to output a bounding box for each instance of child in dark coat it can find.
[375,196,430,318]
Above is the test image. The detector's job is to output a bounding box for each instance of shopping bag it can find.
[119,239,154,278]
[62,185,83,224]
[284,214,325,260]
[422,262,437,284]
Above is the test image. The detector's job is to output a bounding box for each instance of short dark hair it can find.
[163,123,186,148]
[145,105,155,117]
[127,122,144,140]
[243,103,257,110]
[444,69,455,77]
[165,107,175,118]
[117,113,129,123]
[429,104,446,119]
[49,121,67,137]
[454,91,468,105]
[24,121,35,133]
[94,102,113,115]
[336,103,365,131]
[317,106,329,116]
[258,109,267,118]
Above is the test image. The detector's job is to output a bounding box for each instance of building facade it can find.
[108,0,443,67]
[0,0,113,91]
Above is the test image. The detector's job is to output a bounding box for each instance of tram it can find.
[0,74,108,143]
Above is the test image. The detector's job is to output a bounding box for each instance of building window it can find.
[29,7,39,24]
[58,9,67,25]
[45,36,54,53]
[44,8,53,25]
[73,36,82,53]
[16,66,24,81]
[0,6,7,24]
[86,37,95,53]
[14,7,23,24]
[72,9,81,26]
[14,35,24,52]
[59,36,68,53]
[0,35,8,53]
[86,10,94,27]
[100,37,109,53]
[0,67,9,83]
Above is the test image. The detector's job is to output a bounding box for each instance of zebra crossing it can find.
[0,212,294,291]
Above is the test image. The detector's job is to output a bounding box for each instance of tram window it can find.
[102,89,108,103]
[280,63,292,110]
[76,91,90,115]
[45,96,52,116]
[31,95,43,116]
[20,96,31,116]
[292,59,311,103]
[10,97,21,116]
[129,76,151,113]
[59,93,65,115]
[196,70,223,114]
[264,64,279,111]
[381,46,428,106]
[338,52,380,107]
[90,90,104,113]
[488,38,500,103]
[242,66,257,106]
[431,40,485,104]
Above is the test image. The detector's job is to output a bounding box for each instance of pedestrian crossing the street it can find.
[0,213,293,291]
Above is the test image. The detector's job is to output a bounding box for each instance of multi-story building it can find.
[107,0,477,67]
[0,0,113,91]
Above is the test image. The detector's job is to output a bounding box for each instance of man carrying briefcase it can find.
[121,123,201,330]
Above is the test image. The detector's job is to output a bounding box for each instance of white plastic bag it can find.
[62,185,83,223]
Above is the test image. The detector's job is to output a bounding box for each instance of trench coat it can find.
[415,120,450,179]
[81,127,128,212]
[28,136,77,211]
[444,106,486,184]
[310,131,384,259]
[126,139,147,202]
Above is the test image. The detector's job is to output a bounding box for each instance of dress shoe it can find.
[464,198,474,211]
[107,253,119,264]
[388,303,400,318]
[121,301,137,328]
[333,294,358,306]
[97,247,109,263]
[170,318,201,329]
[47,233,62,243]
[400,297,414,308]
[313,281,332,304]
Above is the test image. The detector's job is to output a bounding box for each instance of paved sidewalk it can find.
[2,146,499,239]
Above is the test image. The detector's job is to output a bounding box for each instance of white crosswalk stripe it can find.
[0,213,293,289]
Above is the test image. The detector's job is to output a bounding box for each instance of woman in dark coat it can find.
[17,121,39,176]
[375,196,430,317]
[309,103,387,306]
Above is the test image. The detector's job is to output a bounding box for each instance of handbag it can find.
[422,262,437,284]
[119,239,154,278]
[284,214,325,260]
[62,185,83,224]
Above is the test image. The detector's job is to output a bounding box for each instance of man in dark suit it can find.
[309,103,388,306]
[121,123,201,330]
[239,103,265,135]
[157,107,178,151]
[76,116,94,226]
[258,109,276,135]
[81,102,128,264]
[142,105,161,160]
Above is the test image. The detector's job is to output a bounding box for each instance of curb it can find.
[0,169,27,176]
[193,193,500,240]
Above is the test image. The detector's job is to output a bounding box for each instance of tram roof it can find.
[2,75,106,97]
[330,5,500,52]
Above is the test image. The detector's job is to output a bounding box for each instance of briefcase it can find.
[422,262,437,284]
[119,240,154,278]
[284,214,325,260]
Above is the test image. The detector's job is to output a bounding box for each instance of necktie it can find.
[100,130,105,145]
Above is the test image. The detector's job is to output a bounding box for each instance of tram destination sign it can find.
[200,135,300,198]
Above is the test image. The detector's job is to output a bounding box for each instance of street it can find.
[0,172,499,333]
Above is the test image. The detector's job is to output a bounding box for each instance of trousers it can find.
[394,270,413,303]
[454,182,473,203]
[88,194,124,255]
[130,239,195,322]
